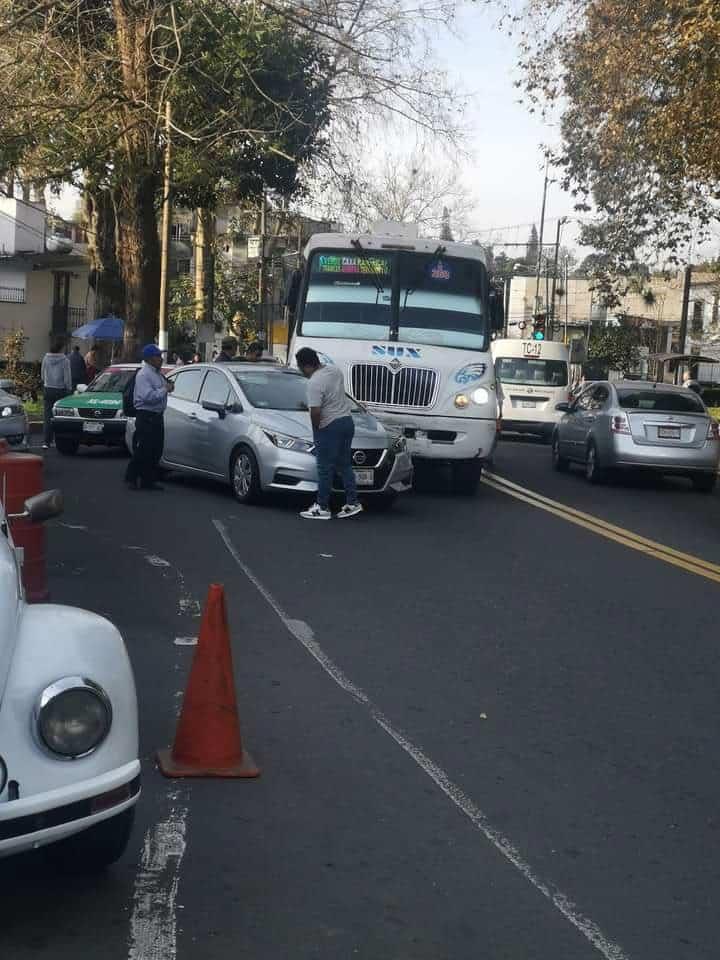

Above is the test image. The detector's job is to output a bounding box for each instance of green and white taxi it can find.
[52,364,138,455]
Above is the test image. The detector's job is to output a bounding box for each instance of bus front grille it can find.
[350,363,438,408]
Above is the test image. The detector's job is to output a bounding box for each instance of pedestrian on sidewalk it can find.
[125,344,174,491]
[41,339,72,449]
[215,337,238,362]
[85,348,98,383]
[295,347,362,520]
[70,345,87,388]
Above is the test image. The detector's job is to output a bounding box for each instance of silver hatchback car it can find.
[127,363,413,505]
[552,380,720,491]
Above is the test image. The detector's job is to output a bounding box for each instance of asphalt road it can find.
[2,438,720,960]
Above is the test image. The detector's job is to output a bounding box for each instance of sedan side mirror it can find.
[202,400,227,419]
[10,489,64,523]
[555,401,570,413]
[227,401,243,414]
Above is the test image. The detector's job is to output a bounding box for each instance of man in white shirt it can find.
[296,347,362,519]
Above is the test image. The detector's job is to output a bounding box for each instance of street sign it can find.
[247,236,263,259]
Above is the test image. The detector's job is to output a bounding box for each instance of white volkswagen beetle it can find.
[0,490,140,869]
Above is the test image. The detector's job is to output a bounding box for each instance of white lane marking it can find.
[178,596,201,617]
[145,555,172,568]
[128,802,188,960]
[58,522,88,531]
[174,636,198,646]
[213,518,629,960]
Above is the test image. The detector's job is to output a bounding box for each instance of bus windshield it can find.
[495,357,569,387]
[300,249,488,350]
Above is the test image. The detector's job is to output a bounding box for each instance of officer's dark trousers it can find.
[125,410,164,488]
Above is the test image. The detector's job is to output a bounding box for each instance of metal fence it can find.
[0,287,26,304]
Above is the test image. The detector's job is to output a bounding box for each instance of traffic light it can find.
[532,313,546,341]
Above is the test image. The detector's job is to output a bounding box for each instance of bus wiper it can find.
[350,238,385,298]
[402,245,446,308]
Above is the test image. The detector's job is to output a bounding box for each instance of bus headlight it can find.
[472,387,490,405]
[36,677,112,758]
[454,394,470,409]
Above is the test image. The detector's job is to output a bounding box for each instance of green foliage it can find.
[587,325,641,375]
[0,330,41,398]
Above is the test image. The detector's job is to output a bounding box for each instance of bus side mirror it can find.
[284,269,301,314]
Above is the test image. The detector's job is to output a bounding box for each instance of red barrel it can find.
[0,447,48,602]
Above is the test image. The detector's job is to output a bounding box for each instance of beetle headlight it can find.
[472,387,490,405]
[263,431,315,454]
[36,677,112,758]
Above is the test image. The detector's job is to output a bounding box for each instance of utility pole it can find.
[257,189,267,339]
[676,263,692,383]
[534,159,550,313]
[550,217,567,336]
[158,100,172,354]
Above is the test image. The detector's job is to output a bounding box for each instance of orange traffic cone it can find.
[157,584,260,778]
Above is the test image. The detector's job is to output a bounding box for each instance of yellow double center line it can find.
[482,470,720,585]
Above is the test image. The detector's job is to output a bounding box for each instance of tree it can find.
[525,225,539,267]
[440,207,454,242]
[314,146,472,236]
[0,0,330,355]
[587,324,641,375]
[510,0,720,271]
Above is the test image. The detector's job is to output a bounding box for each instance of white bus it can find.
[491,338,571,441]
[287,223,504,493]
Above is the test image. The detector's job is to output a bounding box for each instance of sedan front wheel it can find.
[230,446,262,504]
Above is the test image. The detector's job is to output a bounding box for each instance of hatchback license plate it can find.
[521,400,536,408]
[83,422,104,434]
[658,426,680,439]
[353,469,374,486]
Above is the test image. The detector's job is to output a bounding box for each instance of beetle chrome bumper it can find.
[0,759,140,857]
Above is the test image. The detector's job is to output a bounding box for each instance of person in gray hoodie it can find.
[41,339,72,448]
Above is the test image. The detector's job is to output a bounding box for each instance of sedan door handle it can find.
[189,413,199,421]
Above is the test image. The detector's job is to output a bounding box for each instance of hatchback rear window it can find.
[617,389,705,413]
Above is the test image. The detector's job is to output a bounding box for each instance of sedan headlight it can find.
[1,405,20,417]
[36,677,112,758]
[472,387,490,405]
[53,406,76,417]
[263,431,315,454]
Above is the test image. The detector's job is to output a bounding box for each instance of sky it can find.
[430,4,584,253]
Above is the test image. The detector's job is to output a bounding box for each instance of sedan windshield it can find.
[495,357,568,387]
[234,371,309,410]
[617,389,705,413]
[86,369,136,392]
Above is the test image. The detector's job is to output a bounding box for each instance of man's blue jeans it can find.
[314,416,358,509]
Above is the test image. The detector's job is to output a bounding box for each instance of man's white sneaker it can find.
[337,503,363,519]
[300,503,332,520]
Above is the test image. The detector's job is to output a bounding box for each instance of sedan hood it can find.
[250,408,387,446]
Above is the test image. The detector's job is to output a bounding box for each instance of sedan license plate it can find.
[353,468,374,486]
[521,400,536,408]
[658,426,680,439]
[83,421,104,434]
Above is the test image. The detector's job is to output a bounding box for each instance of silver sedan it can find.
[552,380,720,491]
[126,363,413,505]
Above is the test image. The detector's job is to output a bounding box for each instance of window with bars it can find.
[692,300,705,336]
[0,287,26,304]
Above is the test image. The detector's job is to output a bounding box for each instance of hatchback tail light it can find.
[707,419,719,440]
[611,413,631,435]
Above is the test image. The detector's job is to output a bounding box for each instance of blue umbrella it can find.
[73,315,124,340]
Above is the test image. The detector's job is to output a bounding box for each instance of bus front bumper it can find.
[374,413,498,462]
